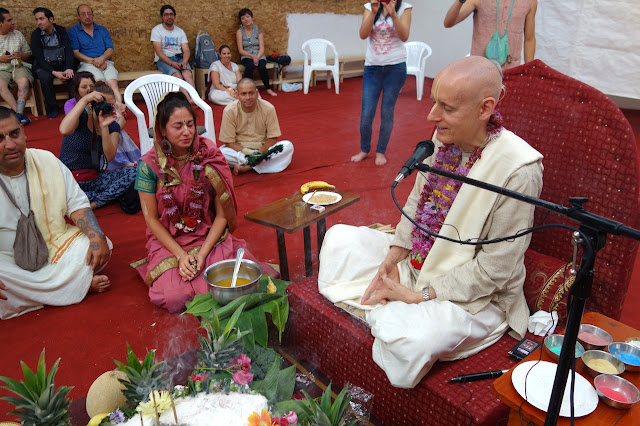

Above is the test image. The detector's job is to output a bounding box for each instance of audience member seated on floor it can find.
[236,8,277,97]
[208,45,242,105]
[218,78,293,175]
[0,106,111,320]
[318,56,543,388]
[59,81,140,214]
[68,4,123,107]
[133,92,270,312]
[0,8,34,126]
[30,7,74,119]
[151,4,195,100]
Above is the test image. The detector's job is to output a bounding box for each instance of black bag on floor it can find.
[118,181,141,214]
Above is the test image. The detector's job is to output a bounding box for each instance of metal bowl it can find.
[625,337,640,350]
[608,342,640,373]
[581,350,625,377]
[543,334,585,362]
[577,324,613,351]
[594,374,640,409]
[204,259,262,305]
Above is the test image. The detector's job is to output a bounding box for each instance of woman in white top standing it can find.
[208,45,242,105]
[351,0,412,166]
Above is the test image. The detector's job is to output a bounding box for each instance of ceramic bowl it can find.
[577,324,613,351]
[594,374,640,409]
[543,334,585,362]
[204,259,262,305]
[581,350,625,377]
[608,342,640,373]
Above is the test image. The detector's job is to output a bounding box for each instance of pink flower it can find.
[232,370,253,385]
[231,353,252,371]
[284,411,298,424]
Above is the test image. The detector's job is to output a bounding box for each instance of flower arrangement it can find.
[410,114,504,269]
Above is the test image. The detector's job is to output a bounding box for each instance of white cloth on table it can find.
[219,140,294,174]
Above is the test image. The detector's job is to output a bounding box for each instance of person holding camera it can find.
[59,81,139,213]
[31,8,74,119]
[0,8,33,126]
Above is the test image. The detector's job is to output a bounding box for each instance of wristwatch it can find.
[422,286,431,302]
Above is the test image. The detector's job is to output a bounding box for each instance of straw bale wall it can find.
[6,0,362,72]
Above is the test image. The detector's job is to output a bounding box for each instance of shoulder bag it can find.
[485,0,515,66]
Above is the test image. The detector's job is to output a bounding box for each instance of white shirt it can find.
[150,24,188,62]
[0,160,90,256]
[364,2,412,66]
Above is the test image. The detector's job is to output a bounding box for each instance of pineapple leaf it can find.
[319,383,333,417]
[35,349,48,390]
[223,303,246,338]
[329,385,352,426]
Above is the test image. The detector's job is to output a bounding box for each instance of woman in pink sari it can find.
[134,92,260,312]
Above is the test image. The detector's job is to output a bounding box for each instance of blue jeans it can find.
[359,62,407,154]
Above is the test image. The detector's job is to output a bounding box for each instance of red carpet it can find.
[2,76,639,419]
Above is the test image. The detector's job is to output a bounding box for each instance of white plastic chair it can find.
[301,39,340,95]
[124,74,215,154]
[405,42,433,101]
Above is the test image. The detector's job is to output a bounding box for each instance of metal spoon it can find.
[230,248,245,287]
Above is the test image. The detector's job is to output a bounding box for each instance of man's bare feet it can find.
[233,164,252,176]
[90,202,98,210]
[266,89,278,97]
[375,153,387,166]
[350,152,368,162]
[89,275,110,293]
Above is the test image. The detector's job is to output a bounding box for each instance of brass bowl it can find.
[608,342,640,373]
[594,374,640,409]
[543,334,585,362]
[204,259,262,305]
[581,350,625,377]
[577,324,613,351]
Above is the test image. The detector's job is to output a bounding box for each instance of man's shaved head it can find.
[435,56,503,105]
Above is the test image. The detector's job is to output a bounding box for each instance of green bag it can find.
[485,0,515,66]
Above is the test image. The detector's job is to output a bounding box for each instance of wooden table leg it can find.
[317,218,327,262]
[303,226,313,277]
[276,230,289,281]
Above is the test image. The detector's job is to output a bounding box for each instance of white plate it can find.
[511,361,598,417]
[302,191,342,205]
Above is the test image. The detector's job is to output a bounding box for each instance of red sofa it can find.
[283,60,640,425]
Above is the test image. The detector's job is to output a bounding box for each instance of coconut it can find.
[86,370,129,418]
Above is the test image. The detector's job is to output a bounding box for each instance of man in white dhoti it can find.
[318,56,543,388]
[0,106,111,320]
[218,78,294,175]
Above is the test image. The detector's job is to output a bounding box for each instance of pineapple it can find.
[113,343,168,407]
[197,304,249,376]
[0,349,73,426]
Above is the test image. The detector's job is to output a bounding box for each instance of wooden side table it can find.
[244,190,360,281]
[493,312,640,425]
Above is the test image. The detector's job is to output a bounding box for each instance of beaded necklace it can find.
[410,112,504,269]
[160,148,206,233]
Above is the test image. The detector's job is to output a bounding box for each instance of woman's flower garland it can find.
[410,112,504,269]
[161,149,206,233]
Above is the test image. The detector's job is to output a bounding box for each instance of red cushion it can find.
[523,249,574,325]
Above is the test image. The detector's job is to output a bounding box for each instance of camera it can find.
[91,100,114,115]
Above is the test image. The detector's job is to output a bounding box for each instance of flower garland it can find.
[410,112,504,269]
[161,148,206,233]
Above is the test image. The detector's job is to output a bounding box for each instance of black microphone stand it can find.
[412,163,640,425]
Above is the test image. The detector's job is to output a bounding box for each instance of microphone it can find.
[393,140,435,187]
[449,369,508,384]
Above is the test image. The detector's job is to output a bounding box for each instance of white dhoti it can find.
[0,235,93,320]
[318,224,508,388]
[219,141,294,174]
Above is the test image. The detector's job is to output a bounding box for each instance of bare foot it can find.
[266,89,278,97]
[233,165,252,176]
[350,152,368,162]
[375,153,387,166]
[89,275,110,293]
[90,202,98,210]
